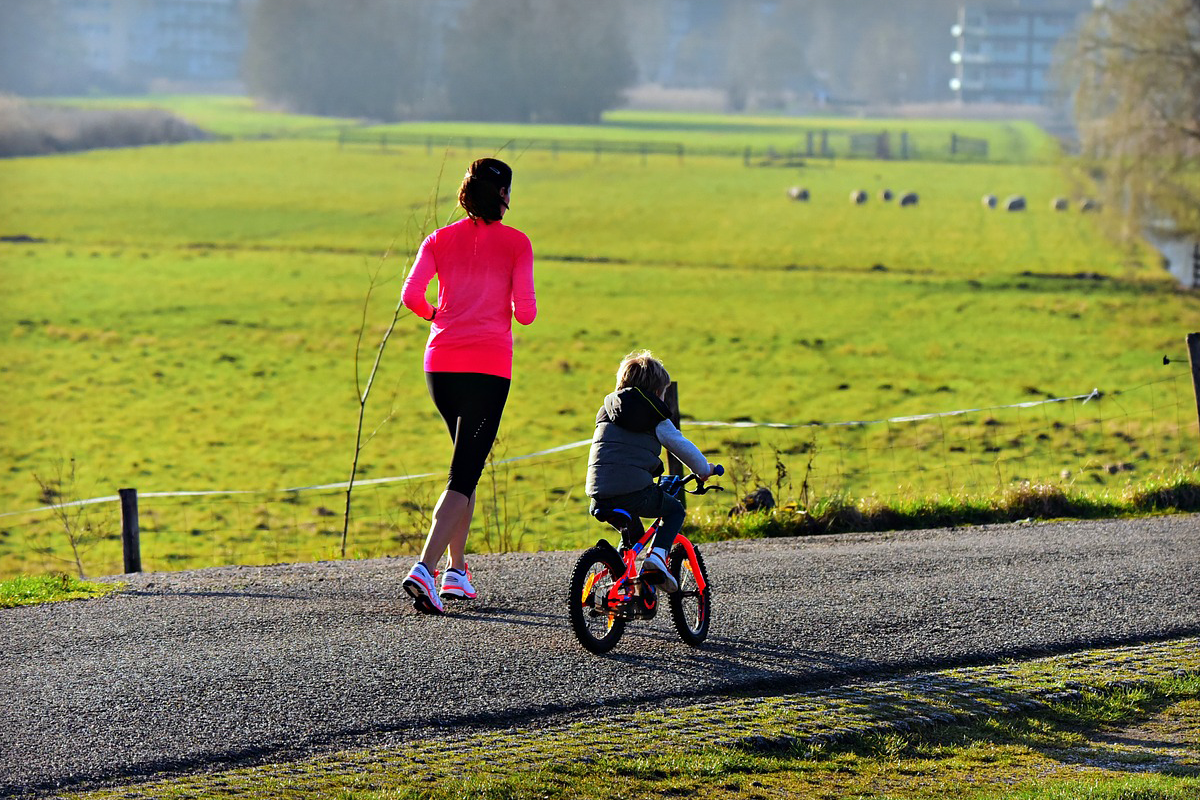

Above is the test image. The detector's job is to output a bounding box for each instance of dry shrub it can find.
[1000,481,1074,519]
[0,94,211,157]
[1123,466,1200,512]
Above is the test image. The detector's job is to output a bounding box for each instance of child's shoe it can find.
[403,561,444,614]
[440,564,477,599]
[639,548,679,593]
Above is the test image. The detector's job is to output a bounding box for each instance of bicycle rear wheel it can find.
[668,544,711,647]
[567,545,626,654]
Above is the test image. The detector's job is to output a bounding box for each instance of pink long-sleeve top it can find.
[401,217,537,379]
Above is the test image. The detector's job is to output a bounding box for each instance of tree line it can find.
[239,0,967,122]
[243,0,634,124]
[0,0,966,120]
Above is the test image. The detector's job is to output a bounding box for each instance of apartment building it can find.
[57,0,250,84]
[950,0,1094,104]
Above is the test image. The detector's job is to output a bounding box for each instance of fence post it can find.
[1187,333,1200,447]
[119,488,142,574]
[664,381,685,508]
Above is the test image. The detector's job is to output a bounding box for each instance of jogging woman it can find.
[399,157,537,614]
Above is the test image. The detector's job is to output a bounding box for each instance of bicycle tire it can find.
[668,543,711,647]
[567,545,626,654]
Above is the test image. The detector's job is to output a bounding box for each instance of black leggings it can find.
[426,371,511,496]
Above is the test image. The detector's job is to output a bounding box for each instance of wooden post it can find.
[664,381,685,508]
[119,488,142,574]
[1188,333,1200,447]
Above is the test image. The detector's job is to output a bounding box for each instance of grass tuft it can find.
[0,572,121,608]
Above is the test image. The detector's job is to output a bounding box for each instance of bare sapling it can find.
[341,163,451,557]
[479,436,526,554]
[32,457,111,578]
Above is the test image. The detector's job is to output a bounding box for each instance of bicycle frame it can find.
[585,472,719,614]
[613,519,707,595]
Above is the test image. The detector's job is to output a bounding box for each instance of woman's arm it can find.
[511,235,537,325]
[401,235,438,321]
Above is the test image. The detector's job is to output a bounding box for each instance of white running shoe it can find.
[440,564,477,600]
[639,549,679,594]
[403,561,444,614]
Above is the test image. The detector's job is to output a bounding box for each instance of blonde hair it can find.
[615,349,670,395]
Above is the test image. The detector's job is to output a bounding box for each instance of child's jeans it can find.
[590,484,686,553]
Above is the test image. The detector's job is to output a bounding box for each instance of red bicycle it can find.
[567,466,724,654]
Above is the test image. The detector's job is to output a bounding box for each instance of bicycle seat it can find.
[592,507,633,528]
[592,506,645,537]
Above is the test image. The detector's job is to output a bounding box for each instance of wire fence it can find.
[1,376,1194,579]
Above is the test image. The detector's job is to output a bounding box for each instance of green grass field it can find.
[2,101,1196,578]
[59,94,1059,162]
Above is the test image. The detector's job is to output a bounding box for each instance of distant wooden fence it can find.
[332,127,996,165]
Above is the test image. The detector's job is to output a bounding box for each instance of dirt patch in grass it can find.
[1078,699,1200,775]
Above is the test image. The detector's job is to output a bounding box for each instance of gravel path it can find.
[3,514,1198,797]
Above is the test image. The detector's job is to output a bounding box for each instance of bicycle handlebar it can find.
[676,464,725,495]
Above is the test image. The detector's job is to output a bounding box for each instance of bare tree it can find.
[244,0,427,119]
[1063,0,1200,240]
[445,0,635,123]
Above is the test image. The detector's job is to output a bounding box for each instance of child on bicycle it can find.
[585,350,715,593]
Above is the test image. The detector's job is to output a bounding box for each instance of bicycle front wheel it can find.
[567,545,626,655]
[668,543,711,647]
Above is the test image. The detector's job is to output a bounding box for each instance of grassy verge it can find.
[64,639,1200,800]
[687,463,1200,542]
[0,572,121,608]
